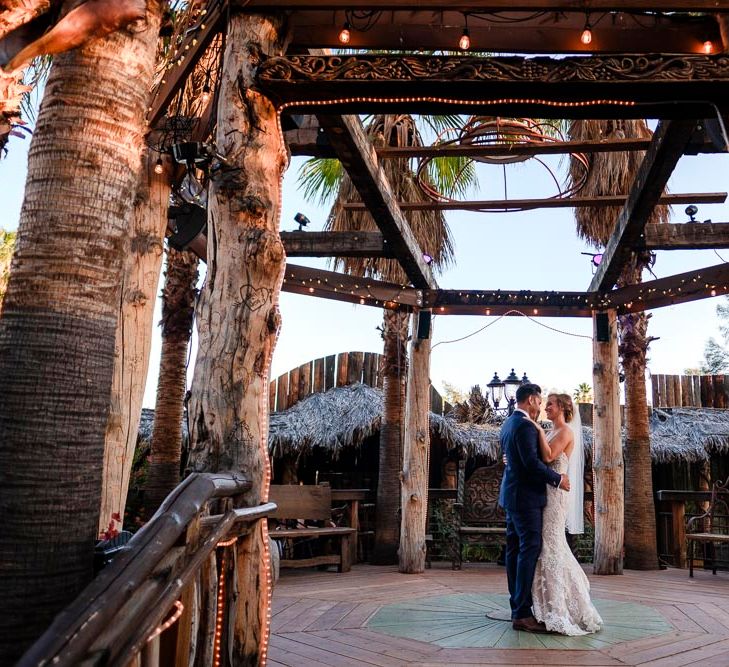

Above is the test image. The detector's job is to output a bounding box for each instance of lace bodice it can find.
[532,432,602,636]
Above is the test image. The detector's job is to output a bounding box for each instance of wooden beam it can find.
[147,4,225,127]
[257,54,729,119]
[283,9,720,55]
[280,231,391,257]
[609,262,729,313]
[642,223,729,250]
[316,114,437,288]
[248,1,729,10]
[282,263,420,308]
[424,289,597,316]
[342,192,727,212]
[589,120,698,292]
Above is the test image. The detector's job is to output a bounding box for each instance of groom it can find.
[498,383,570,633]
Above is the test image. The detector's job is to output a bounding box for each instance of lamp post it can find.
[488,368,529,416]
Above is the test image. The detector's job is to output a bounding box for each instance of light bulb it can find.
[338,22,351,44]
[154,158,164,175]
[703,40,713,54]
[459,28,470,51]
[580,26,592,45]
[201,84,211,104]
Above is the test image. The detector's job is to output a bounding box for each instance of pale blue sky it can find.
[1,121,727,407]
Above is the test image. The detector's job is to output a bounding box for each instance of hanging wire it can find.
[432,309,592,350]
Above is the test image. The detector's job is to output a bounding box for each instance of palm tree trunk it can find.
[144,247,199,518]
[372,308,409,565]
[0,3,162,660]
[620,261,659,569]
[99,152,169,535]
[185,12,289,665]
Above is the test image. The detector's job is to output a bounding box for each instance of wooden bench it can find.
[452,461,507,570]
[686,477,729,578]
[269,485,356,573]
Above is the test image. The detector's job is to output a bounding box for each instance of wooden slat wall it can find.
[651,373,729,408]
[269,351,450,412]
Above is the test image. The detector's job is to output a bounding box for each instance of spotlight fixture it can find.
[580,15,592,45]
[422,252,433,265]
[154,158,164,175]
[685,204,699,222]
[294,212,310,231]
[338,21,351,45]
[459,27,471,51]
[703,40,714,54]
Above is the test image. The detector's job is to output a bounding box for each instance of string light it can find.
[703,40,714,54]
[338,21,351,44]
[459,27,471,51]
[201,83,212,105]
[580,16,593,45]
[146,601,184,643]
[154,158,164,175]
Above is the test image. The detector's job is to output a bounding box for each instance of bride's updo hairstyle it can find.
[549,393,575,423]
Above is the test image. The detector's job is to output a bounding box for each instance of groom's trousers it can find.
[505,507,543,620]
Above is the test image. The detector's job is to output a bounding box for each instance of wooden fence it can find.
[651,373,728,409]
[269,350,450,414]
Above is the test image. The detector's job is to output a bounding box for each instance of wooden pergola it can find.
[143,0,729,580]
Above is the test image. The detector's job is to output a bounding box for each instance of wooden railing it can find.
[19,472,276,667]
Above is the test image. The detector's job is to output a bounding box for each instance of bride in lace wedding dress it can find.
[531,393,603,636]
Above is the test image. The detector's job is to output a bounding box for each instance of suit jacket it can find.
[498,410,562,513]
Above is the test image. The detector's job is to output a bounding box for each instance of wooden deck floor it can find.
[269,563,729,666]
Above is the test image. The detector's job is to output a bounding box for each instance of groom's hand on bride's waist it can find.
[559,474,570,491]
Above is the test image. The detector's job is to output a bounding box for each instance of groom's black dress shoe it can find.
[512,616,550,634]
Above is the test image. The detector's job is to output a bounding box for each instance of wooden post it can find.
[186,12,289,664]
[99,152,168,535]
[681,375,691,407]
[288,366,300,407]
[348,351,364,385]
[269,380,276,413]
[714,375,726,408]
[399,312,431,574]
[666,375,675,407]
[313,357,325,393]
[276,373,288,412]
[324,354,336,390]
[592,310,624,575]
[336,352,349,387]
[298,361,311,401]
[658,374,666,408]
[670,500,687,568]
[651,374,660,408]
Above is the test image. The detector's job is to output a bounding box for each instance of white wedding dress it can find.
[532,432,603,636]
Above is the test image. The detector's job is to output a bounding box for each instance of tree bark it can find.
[619,258,659,570]
[99,151,169,535]
[372,308,409,565]
[620,308,659,569]
[186,12,289,666]
[399,312,431,574]
[0,3,162,660]
[592,309,624,575]
[144,247,199,518]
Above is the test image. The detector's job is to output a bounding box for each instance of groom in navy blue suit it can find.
[498,383,570,633]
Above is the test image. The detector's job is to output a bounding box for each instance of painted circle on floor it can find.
[366,593,674,650]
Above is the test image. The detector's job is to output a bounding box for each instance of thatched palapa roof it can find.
[650,408,729,463]
[266,385,729,464]
[267,383,501,459]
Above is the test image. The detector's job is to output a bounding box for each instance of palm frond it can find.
[297,158,344,207]
[324,114,455,284]
[567,119,669,248]
[425,155,478,199]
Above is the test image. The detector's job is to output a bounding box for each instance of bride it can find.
[530,393,603,636]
